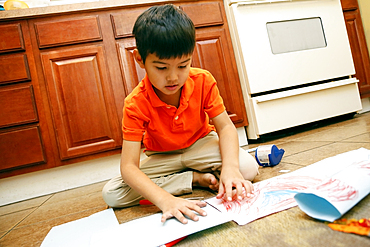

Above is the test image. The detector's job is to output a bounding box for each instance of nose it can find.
[166,69,178,82]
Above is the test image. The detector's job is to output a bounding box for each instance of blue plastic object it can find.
[255,144,285,167]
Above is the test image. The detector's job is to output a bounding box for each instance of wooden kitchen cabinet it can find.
[0,0,247,178]
[341,0,370,98]
[0,21,53,177]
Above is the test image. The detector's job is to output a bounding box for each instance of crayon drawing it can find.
[314,178,358,202]
[294,153,370,221]
[207,175,359,225]
[357,160,370,174]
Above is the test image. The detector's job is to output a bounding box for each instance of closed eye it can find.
[156,67,167,70]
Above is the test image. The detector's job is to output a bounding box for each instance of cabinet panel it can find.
[340,0,358,11]
[0,23,25,53]
[0,126,46,171]
[111,9,145,38]
[192,28,247,125]
[41,45,120,160]
[0,53,31,84]
[117,38,145,95]
[343,9,370,97]
[180,2,223,27]
[0,85,38,128]
[34,16,102,48]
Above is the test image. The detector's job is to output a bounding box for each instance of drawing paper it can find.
[41,208,119,247]
[89,204,232,247]
[40,148,370,247]
[295,149,370,222]
[207,148,370,225]
[206,175,318,225]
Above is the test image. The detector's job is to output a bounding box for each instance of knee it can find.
[102,182,121,208]
[102,178,141,208]
[239,149,259,181]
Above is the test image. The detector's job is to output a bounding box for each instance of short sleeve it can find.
[121,100,147,142]
[203,72,226,119]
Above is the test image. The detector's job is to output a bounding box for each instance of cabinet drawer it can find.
[0,85,38,128]
[111,9,145,38]
[340,0,358,11]
[0,54,31,84]
[180,2,223,27]
[34,16,102,48]
[0,23,25,53]
[110,2,224,38]
[0,126,46,171]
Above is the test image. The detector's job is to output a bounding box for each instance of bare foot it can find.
[192,172,219,190]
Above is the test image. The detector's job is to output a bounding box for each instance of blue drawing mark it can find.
[260,190,298,208]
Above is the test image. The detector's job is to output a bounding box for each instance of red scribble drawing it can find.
[220,176,323,217]
[207,149,370,225]
[314,178,358,201]
[213,175,359,224]
[356,160,370,175]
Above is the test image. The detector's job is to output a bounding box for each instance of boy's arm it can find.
[120,140,207,224]
[211,111,254,201]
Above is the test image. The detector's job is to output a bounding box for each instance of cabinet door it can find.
[341,0,370,98]
[41,45,121,160]
[192,27,247,126]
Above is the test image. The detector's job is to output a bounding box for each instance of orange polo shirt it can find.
[122,67,225,152]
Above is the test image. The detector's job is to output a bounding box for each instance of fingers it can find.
[235,182,244,201]
[243,180,254,195]
[216,183,225,199]
[224,182,234,201]
[179,202,207,223]
[193,200,207,208]
[217,179,254,201]
[161,200,207,224]
[161,212,174,223]
[173,210,189,224]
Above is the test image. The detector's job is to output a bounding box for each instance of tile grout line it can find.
[0,194,55,240]
[1,204,108,240]
[283,141,337,158]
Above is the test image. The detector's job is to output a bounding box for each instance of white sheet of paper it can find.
[206,174,316,225]
[207,148,370,225]
[41,208,119,247]
[295,148,370,222]
[89,204,232,247]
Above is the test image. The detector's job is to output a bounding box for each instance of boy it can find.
[102,4,259,224]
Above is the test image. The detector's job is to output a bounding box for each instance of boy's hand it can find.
[216,168,254,201]
[158,197,207,224]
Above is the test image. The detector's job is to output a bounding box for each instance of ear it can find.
[133,49,145,69]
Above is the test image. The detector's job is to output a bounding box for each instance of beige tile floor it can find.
[1,112,370,246]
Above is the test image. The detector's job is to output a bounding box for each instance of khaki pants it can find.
[102,131,259,207]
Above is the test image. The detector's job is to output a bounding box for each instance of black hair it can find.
[132,4,196,63]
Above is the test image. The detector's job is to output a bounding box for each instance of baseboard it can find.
[0,154,121,206]
[359,97,370,114]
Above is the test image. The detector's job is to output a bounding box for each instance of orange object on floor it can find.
[328,218,370,237]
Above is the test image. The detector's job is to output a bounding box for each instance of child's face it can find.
[136,51,192,102]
